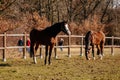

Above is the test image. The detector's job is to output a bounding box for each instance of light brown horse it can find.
[85,31,105,60]
[30,21,71,64]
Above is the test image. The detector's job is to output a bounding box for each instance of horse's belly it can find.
[39,39,51,45]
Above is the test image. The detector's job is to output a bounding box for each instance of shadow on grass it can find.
[0,63,11,67]
[55,58,63,60]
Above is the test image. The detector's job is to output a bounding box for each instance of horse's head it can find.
[85,47,91,54]
[84,31,92,60]
[85,45,91,60]
[61,21,71,35]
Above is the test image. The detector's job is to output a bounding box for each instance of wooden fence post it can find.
[23,32,27,59]
[68,35,71,57]
[3,33,6,62]
[80,34,83,56]
[111,36,114,56]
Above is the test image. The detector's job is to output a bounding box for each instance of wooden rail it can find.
[0,33,120,62]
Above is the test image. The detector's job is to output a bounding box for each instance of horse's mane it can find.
[85,31,92,42]
[46,22,61,29]
[31,21,65,38]
[43,22,62,34]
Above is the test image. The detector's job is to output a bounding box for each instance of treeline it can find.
[0,0,120,37]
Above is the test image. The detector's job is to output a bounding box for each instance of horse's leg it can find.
[85,44,89,60]
[97,45,100,55]
[85,48,89,60]
[100,43,104,60]
[48,45,54,65]
[92,45,95,60]
[33,44,39,64]
[45,45,48,65]
[40,47,43,59]
[101,42,104,56]
[30,43,34,57]
[97,45,102,60]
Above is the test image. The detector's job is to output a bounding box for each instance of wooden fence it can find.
[0,33,120,62]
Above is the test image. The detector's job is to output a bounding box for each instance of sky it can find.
[113,0,120,8]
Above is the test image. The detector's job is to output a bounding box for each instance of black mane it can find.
[42,22,64,37]
[85,31,91,43]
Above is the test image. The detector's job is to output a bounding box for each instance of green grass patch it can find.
[0,53,120,80]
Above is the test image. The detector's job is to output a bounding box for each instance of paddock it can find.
[0,33,120,61]
[0,33,120,80]
[0,52,120,80]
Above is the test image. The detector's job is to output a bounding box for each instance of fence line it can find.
[0,33,120,62]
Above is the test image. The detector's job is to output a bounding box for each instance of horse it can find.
[30,21,71,64]
[84,31,105,60]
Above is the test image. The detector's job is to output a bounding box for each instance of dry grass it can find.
[0,48,120,80]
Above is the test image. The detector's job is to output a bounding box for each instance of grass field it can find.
[0,48,120,80]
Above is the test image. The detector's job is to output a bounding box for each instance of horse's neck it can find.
[48,24,61,37]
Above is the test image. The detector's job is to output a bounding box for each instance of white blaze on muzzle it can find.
[65,24,71,35]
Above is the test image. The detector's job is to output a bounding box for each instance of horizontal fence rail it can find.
[0,33,120,62]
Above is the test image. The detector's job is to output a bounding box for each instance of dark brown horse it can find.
[85,31,105,60]
[30,21,71,64]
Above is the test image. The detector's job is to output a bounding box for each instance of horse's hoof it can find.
[68,55,71,58]
[88,57,91,60]
[40,56,43,59]
[45,63,48,66]
[80,54,83,56]
[102,54,105,56]
[49,63,52,65]
[100,57,103,60]
[98,55,103,60]
[86,58,90,60]
[93,57,95,60]
[55,56,58,59]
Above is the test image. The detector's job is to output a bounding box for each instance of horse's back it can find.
[30,28,54,45]
[98,31,105,42]
[30,29,43,42]
[93,31,105,44]
[30,29,38,40]
[85,31,105,45]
